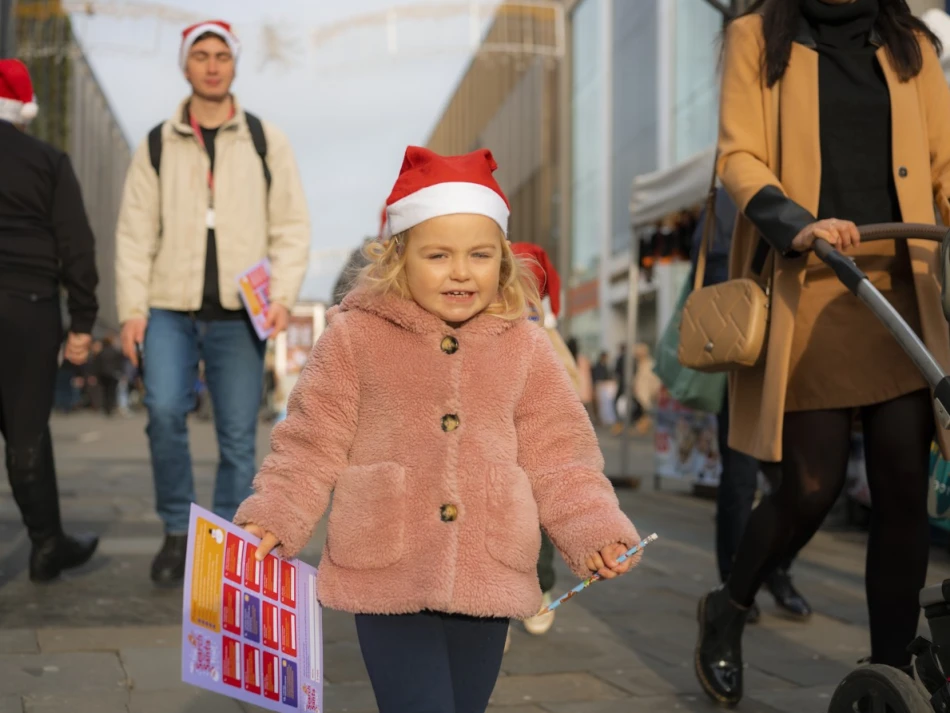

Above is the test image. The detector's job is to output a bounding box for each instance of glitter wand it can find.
[538,533,659,615]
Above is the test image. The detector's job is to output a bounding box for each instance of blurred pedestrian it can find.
[115,20,311,585]
[0,59,99,582]
[696,1,950,703]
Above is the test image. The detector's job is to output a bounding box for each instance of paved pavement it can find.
[0,410,948,713]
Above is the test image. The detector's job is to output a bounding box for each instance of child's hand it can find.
[585,542,638,580]
[244,524,280,561]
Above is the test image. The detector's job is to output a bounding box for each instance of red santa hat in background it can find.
[179,20,241,71]
[0,59,38,126]
[384,146,510,238]
[378,204,390,241]
[511,242,561,328]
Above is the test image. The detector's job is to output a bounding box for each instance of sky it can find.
[69,0,503,302]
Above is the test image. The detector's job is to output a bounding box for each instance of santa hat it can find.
[0,59,38,125]
[180,20,241,71]
[378,204,389,241]
[511,242,561,318]
[384,146,510,238]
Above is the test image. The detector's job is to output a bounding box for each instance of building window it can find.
[671,0,722,164]
[570,0,607,290]
[610,0,659,257]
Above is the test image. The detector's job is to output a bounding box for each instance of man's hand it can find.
[121,317,148,366]
[264,303,290,336]
[64,332,92,365]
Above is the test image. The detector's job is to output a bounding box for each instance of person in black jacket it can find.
[0,59,99,582]
[690,187,811,622]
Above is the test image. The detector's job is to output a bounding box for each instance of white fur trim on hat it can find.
[386,182,510,237]
[0,96,37,124]
[180,23,241,70]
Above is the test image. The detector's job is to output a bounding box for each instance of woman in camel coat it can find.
[695,0,950,705]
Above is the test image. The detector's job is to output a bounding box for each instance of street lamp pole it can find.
[0,0,16,59]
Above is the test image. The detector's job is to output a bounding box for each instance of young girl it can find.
[235,145,643,713]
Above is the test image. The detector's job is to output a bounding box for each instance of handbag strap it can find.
[692,154,720,292]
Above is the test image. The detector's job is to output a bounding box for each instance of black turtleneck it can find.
[801,0,901,225]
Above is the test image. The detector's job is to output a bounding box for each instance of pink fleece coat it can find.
[234,288,639,620]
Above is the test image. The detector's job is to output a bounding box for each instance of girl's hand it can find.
[790,218,860,253]
[585,542,638,580]
[244,524,280,561]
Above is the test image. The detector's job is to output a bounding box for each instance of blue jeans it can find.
[143,310,265,534]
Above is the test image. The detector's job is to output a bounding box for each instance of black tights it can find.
[727,389,934,667]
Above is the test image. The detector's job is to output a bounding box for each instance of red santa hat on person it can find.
[179,20,241,71]
[378,204,389,241]
[0,59,38,126]
[511,242,561,327]
[384,146,510,238]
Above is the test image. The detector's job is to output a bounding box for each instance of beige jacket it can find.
[116,97,311,322]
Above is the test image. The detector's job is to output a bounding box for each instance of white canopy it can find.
[628,146,715,228]
[922,8,950,77]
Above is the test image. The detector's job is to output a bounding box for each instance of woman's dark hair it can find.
[731,0,942,87]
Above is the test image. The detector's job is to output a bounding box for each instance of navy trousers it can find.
[355,610,509,713]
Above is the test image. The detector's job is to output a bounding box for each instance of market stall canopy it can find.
[629,146,715,229]
[923,8,950,79]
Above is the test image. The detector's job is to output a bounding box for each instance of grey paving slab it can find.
[0,653,127,696]
[747,685,838,713]
[38,626,180,653]
[119,647,185,693]
[22,692,129,713]
[0,630,38,654]
[542,695,783,712]
[0,697,21,713]
[320,682,378,713]
[324,640,370,685]
[128,689,244,713]
[488,672,629,706]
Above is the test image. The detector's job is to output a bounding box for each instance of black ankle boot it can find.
[6,432,98,583]
[765,569,812,619]
[30,534,99,583]
[695,586,747,706]
[151,534,188,585]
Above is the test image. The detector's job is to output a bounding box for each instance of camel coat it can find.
[719,14,950,461]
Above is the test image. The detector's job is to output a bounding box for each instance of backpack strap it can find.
[244,111,271,192]
[147,122,164,175]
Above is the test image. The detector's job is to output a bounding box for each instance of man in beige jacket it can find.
[115,20,310,585]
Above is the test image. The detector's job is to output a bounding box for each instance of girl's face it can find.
[404,213,504,327]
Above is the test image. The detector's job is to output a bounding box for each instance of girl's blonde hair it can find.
[356,229,543,321]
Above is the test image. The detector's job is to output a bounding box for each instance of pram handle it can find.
[811,223,950,429]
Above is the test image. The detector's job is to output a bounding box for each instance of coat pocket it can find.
[485,464,542,574]
[327,462,406,570]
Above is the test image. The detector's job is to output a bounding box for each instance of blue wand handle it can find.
[539,533,659,614]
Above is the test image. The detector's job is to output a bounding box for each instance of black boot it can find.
[765,568,812,619]
[151,534,188,585]
[695,586,747,706]
[6,431,98,583]
[746,600,761,625]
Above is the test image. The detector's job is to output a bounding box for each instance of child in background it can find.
[509,241,581,644]
[235,146,642,713]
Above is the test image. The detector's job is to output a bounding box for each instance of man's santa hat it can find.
[511,242,561,327]
[384,146,510,238]
[179,20,241,71]
[0,59,38,125]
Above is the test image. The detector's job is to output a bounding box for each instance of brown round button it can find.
[440,504,458,522]
[899,166,908,178]
[440,336,459,354]
[441,414,460,432]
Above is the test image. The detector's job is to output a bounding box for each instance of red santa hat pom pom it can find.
[0,59,38,125]
[20,99,38,121]
[384,146,510,238]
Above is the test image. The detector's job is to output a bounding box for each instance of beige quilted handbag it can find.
[677,182,770,373]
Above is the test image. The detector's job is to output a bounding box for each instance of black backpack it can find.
[147,110,271,191]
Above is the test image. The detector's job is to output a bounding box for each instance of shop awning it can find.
[629,146,715,229]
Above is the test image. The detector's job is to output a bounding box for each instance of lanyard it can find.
[189,106,234,207]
